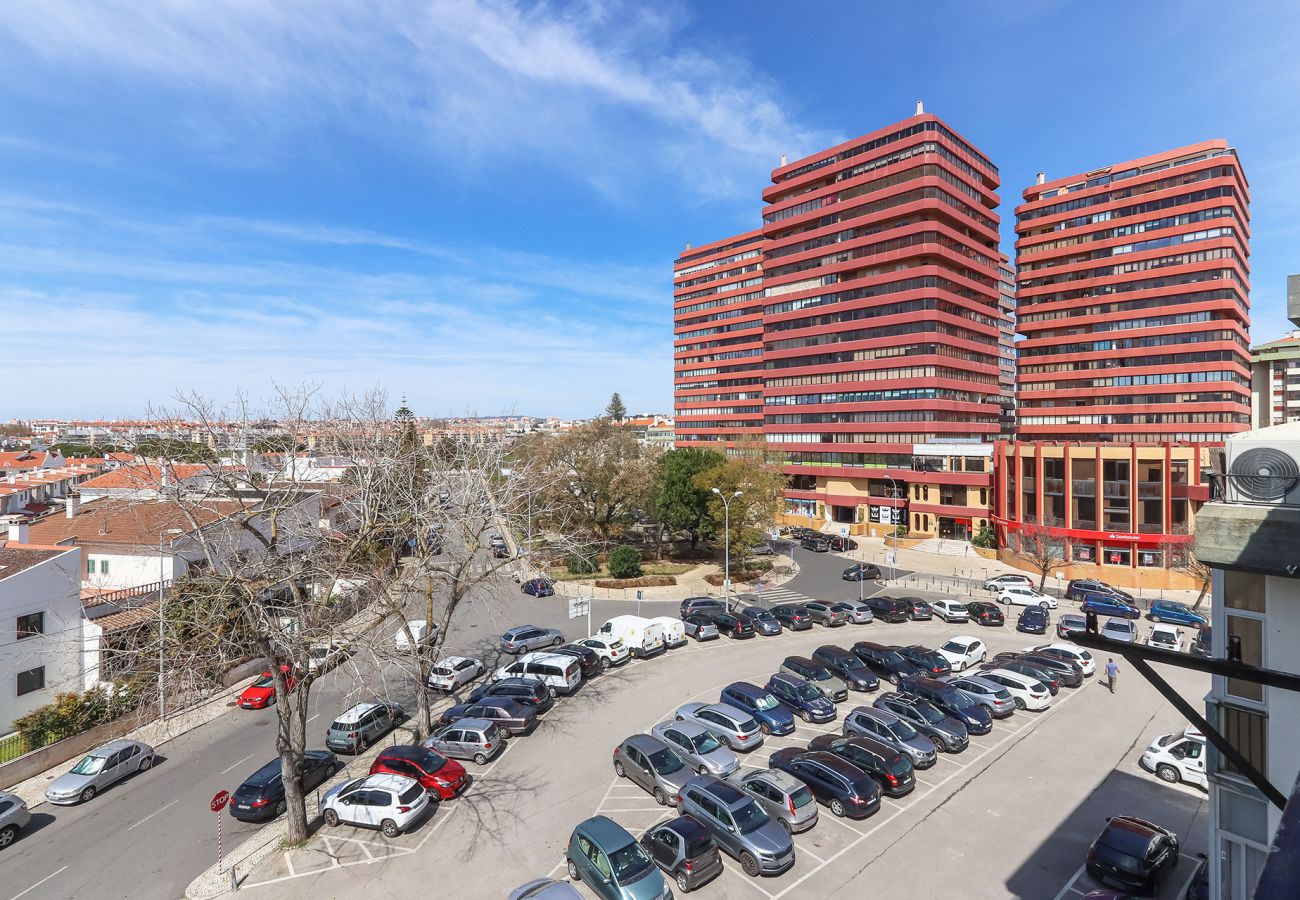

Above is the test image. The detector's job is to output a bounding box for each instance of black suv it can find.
[800,536,830,552]
[1086,815,1180,894]
[827,536,858,552]
[808,734,915,797]
[896,645,952,677]
[898,676,993,735]
[712,612,755,639]
[851,642,921,685]
[771,604,813,630]
[466,676,555,713]
[552,643,600,679]
[866,596,909,623]
[811,645,879,692]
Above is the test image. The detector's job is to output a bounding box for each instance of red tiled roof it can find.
[78,462,211,491]
[27,498,249,546]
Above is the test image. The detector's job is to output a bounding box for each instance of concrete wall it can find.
[0,548,85,730]
[1264,573,1300,839]
[82,550,187,591]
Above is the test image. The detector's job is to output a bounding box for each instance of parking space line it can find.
[818,812,868,837]
[796,844,826,864]
[716,858,775,897]
[7,866,68,900]
[1050,864,1088,900]
[600,807,665,813]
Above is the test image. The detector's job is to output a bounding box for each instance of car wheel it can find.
[1039,600,1050,609]
[79,785,97,803]
[1151,614,1162,624]
[599,658,610,671]
[888,674,900,686]
[800,710,812,723]
[380,819,400,838]
[275,799,287,817]
[552,636,562,647]
[1156,764,1181,784]
[760,723,772,736]
[138,755,153,771]
[776,816,791,832]
[830,799,846,817]
[567,860,581,882]
[653,787,667,806]
[474,752,489,765]
[676,870,692,893]
[1014,697,1026,710]
[547,686,558,700]
[357,738,369,753]
[697,765,708,776]
[0,826,16,849]
[324,809,340,827]
[930,736,945,752]
[740,852,760,878]
[614,761,626,778]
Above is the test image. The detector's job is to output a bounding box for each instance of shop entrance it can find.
[939,517,972,541]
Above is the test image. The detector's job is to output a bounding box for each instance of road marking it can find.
[8,867,68,900]
[284,851,296,878]
[219,752,258,775]
[818,812,868,837]
[716,857,775,897]
[306,714,320,725]
[796,844,826,863]
[127,798,179,831]
[1050,865,1088,900]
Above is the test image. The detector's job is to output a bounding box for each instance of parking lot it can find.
[239,584,1210,900]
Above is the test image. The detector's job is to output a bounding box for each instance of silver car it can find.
[45,739,155,804]
[842,706,937,769]
[832,600,874,624]
[0,790,32,849]
[500,625,565,654]
[613,733,692,806]
[508,880,583,900]
[948,674,1016,718]
[727,769,818,834]
[674,702,764,752]
[651,720,740,777]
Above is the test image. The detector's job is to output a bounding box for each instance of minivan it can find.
[567,815,669,900]
[493,652,582,698]
[866,596,909,623]
[326,702,405,754]
[898,676,993,735]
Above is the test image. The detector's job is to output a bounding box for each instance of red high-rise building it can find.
[1013,141,1252,441]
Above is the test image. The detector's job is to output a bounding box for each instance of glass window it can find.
[87,558,95,575]
[1103,545,1131,566]
[1138,550,1163,568]
[1072,542,1097,563]
[1224,571,1265,613]
[100,559,109,575]
[16,612,44,639]
[1218,786,1269,845]
[16,666,45,695]
[1225,615,1264,701]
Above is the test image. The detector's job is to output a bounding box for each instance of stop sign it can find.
[210,790,230,813]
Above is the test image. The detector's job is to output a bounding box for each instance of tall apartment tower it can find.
[673,231,766,449]
[1013,141,1253,442]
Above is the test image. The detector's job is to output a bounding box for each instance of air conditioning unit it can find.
[1225,429,1300,506]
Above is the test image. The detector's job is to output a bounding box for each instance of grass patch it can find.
[593,575,678,588]
[548,561,695,581]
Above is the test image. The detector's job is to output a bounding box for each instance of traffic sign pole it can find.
[210,790,231,871]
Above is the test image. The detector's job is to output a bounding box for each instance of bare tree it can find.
[1016,515,1067,592]
[1163,526,1211,609]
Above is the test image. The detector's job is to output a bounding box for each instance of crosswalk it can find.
[739,584,816,607]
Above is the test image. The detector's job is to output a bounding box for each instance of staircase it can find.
[909,538,976,558]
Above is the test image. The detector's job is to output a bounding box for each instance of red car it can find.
[238,666,296,709]
[369,745,468,800]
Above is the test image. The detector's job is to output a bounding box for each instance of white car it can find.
[1140,727,1207,788]
[930,599,969,623]
[577,635,630,669]
[426,655,484,692]
[997,585,1057,609]
[1101,618,1137,643]
[978,668,1052,711]
[320,773,429,837]
[307,639,352,673]
[937,636,987,672]
[983,573,1033,592]
[1145,625,1184,652]
[1028,643,1096,677]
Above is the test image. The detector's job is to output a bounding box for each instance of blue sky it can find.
[1,1,1298,420]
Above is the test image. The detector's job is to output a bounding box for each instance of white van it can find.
[395,620,436,651]
[1140,725,1206,788]
[598,616,666,659]
[492,651,582,697]
[648,616,686,649]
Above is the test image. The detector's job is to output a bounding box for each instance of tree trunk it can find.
[688,529,698,551]
[278,675,311,845]
[1192,576,1210,611]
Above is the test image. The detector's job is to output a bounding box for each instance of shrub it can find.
[607,545,643,579]
[971,525,997,549]
[565,551,598,575]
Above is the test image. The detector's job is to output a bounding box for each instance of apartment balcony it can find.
[1071,480,1097,497]
[1102,480,1130,498]
[1137,481,1164,499]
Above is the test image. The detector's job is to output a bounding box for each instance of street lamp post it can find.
[158,528,183,719]
[711,488,743,611]
[883,474,900,581]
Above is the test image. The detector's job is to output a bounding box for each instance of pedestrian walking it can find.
[1105,658,1120,694]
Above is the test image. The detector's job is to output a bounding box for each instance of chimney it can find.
[685,242,692,251]
[5,474,14,485]
[915,99,924,115]
[780,153,787,166]
[7,523,29,543]
[1036,172,1046,185]
[160,463,171,490]
[66,496,80,518]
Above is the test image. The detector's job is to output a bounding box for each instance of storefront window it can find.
[1138,549,1163,567]
[1103,544,1131,566]
[1072,542,1096,563]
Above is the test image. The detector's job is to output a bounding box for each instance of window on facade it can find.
[87,558,95,575]
[1138,550,1163,568]
[1072,542,1096,563]
[1225,614,1264,702]
[1224,571,1265,613]
[100,560,109,575]
[979,488,988,506]
[1103,544,1131,566]
[16,612,44,640]
[16,666,45,696]
[1219,705,1267,779]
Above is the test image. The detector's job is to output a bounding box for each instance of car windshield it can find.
[732,799,769,834]
[1078,650,1093,660]
[691,732,722,754]
[940,641,968,654]
[252,674,275,688]
[70,755,107,776]
[432,667,452,676]
[309,647,330,660]
[684,833,714,858]
[754,693,780,711]
[795,684,824,701]
[1096,837,1149,873]
[649,748,684,774]
[881,650,906,666]
[753,610,775,622]
[912,700,946,724]
[609,841,654,882]
[886,754,912,777]
[808,669,832,681]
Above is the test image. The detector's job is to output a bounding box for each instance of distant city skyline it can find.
[1,2,1298,417]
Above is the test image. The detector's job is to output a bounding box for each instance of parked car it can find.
[770,604,813,630]
[1149,600,1208,628]
[983,658,1061,695]
[930,599,969,623]
[613,733,692,806]
[370,745,468,799]
[493,651,583,698]
[800,536,830,552]
[680,596,726,619]
[765,673,836,724]
[1017,606,1051,635]
[508,880,583,900]
[1101,618,1138,643]
[1080,592,1142,619]
[567,815,669,899]
[229,750,337,822]
[306,639,352,674]
[780,656,849,702]
[239,665,296,709]
[831,600,875,624]
[811,645,880,692]
[45,739,156,804]
[649,617,687,649]
[0,790,30,849]
[827,536,858,552]
[439,697,537,735]
[900,675,994,735]
[423,718,507,765]
[579,635,632,669]
[427,656,485,692]
[326,701,405,754]
[1086,815,1180,894]
[500,625,565,654]
[1057,613,1088,639]
[682,614,721,641]
[937,636,988,672]
[873,692,969,753]
[651,720,740,777]
[851,641,922,685]
[966,600,1005,627]
[467,676,555,713]
[896,645,952,677]
[983,573,1033,591]
[712,612,755,639]
[801,601,848,627]
[1015,652,1086,687]
[998,585,1057,609]
[900,597,932,621]
[946,673,1016,718]
[808,734,916,797]
[1066,579,1134,603]
[1192,626,1212,658]
[521,578,556,597]
[1140,726,1206,789]
[674,702,764,752]
[1146,624,1185,652]
[552,643,601,679]
[978,669,1052,711]
[720,682,796,736]
[640,815,725,894]
[842,563,880,581]
[753,542,776,556]
[768,749,881,819]
[866,595,909,623]
[726,768,818,834]
[1028,643,1097,677]
[737,605,782,636]
[320,773,429,837]
[842,705,938,768]
[676,776,795,877]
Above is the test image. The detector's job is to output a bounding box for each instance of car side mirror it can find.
[1171,748,1186,760]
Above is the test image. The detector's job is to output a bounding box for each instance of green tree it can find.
[694,441,788,569]
[604,392,627,422]
[608,545,643,579]
[656,448,724,549]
